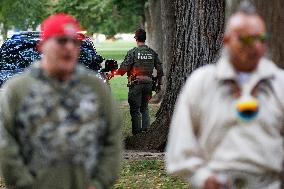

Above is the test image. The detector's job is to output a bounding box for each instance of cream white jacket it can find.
[166,57,284,188]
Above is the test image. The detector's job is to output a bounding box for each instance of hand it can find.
[203,175,224,189]
[107,73,114,80]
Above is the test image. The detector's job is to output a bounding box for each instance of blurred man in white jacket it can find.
[166,3,284,189]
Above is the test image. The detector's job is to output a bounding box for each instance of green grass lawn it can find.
[112,160,190,189]
[95,40,135,102]
[95,40,136,61]
[110,75,128,102]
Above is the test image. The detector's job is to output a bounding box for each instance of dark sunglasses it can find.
[54,37,81,46]
[238,33,267,45]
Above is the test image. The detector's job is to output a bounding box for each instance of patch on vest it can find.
[137,52,153,60]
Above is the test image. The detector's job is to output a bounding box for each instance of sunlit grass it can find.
[95,40,135,61]
[109,75,128,101]
[95,40,135,102]
[112,160,190,189]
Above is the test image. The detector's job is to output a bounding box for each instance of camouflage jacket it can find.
[0,63,122,189]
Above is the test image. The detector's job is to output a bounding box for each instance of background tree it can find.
[110,0,147,34]
[144,0,165,104]
[52,0,147,37]
[0,1,11,40]
[51,0,109,34]
[160,0,176,84]
[0,0,48,39]
[0,0,148,39]
[149,0,175,103]
[126,0,226,151]
[145,0,163,59]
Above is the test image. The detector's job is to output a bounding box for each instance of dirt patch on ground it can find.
[124,150,165,161]
[120,101,161,107]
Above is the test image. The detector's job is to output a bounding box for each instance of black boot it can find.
[131,116,141,135]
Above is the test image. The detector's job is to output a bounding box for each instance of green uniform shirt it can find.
[118,45,163,79]
[0,63,122,189]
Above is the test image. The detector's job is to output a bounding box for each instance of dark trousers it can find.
[128,83,152,135]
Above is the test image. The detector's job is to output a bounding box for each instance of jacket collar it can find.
[30,61,82,89]
[216,53,277,82]
[137,44,148,48]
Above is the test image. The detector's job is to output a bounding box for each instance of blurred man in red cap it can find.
[0,13,122,189]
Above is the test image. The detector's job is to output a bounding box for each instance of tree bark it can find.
[144,0,165,103]
[0,23,8,40]
[145,0,163,59]
[149,0,176,104]
[125,0,226,151]
[160,0,176,79]
[226,0,284,68]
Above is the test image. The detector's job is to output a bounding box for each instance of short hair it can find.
[237,0,257,15]
[134,29,146,42]
[225,1,262,35]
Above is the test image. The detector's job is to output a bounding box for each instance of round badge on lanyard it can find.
[235,96,259,121]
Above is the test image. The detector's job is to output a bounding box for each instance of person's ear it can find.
[223,35,230,45]
[37,40,43,53]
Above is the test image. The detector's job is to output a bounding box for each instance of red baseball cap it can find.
[40,13,81,41]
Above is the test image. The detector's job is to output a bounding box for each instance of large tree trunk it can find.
[149,0,176,104]
[227,0,284,68]
[144,0,163,58]
[144,0,165,104]
[0,23,8,40]
[125,0,226,151]
[160,0,176,79]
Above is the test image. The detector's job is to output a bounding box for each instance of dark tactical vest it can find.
[132,46,155,77]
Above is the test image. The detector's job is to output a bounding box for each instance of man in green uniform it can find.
[114,29,163,135]
[0,13,122,189]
